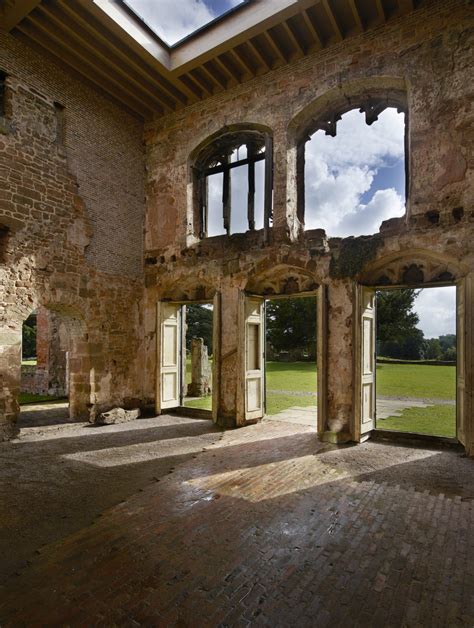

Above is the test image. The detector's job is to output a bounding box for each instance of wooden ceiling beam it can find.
[375,0,387,20]
[282,20,305,56]
[59,1,188,108]
[36,4,175,113]
[188,70,214,96]
[301,10,323,49]
[212,55,240,86]
[348,0,364,31]
[74,0,197,105]
[398,0,414,13]
[199,63,224,91]
[246,39,272,71]
[229,48,256,78]
[17,19,154,117]
[263,30,288,64]
[0,0,41,32]
[321,0,344,40]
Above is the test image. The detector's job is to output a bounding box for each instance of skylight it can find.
[123,0,246,46]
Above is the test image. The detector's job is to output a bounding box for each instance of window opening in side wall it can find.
[303,103,406,237]
[194,129,272,239]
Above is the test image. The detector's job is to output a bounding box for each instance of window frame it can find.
[193,129,273,240]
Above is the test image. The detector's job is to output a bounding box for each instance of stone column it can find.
[0,326,21,440]
[320,280,354,443]
[218,284,240,427]
[187,338,211,397]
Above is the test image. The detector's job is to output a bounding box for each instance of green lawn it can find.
[377,405,456,438]
[19,393,65,405]
[266,361,317,393]
[376,363,455,400]
[266,393,315,416]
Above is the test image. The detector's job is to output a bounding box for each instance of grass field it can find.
[376,363,456,400]
[19,393,65,405]
[377,405,455,438]
[183,360,457,437]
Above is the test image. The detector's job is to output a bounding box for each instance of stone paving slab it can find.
[0,415,473,626]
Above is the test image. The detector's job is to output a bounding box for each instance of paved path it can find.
[0,414,473,626]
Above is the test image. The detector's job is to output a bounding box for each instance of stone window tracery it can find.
[193,129,273,239]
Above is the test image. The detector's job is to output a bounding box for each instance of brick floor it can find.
[0,414,473,626]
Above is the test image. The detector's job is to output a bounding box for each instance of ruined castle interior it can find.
[0,0,472,624]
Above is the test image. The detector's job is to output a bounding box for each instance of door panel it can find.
[360,287,376,439]
[156,302,181,413]
[244,297,265,421]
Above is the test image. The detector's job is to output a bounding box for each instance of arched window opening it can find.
[193,130,272,239]
[302,99,407,237]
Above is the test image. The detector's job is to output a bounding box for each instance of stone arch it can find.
[187,123,274,242]
[245,263,320,296]
[286,77,409,237]
[157,270,217,303]
[358,249,468,286]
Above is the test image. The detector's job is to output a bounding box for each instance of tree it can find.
[266,297,316,359]
[22,314,37,359]
[424,338,442,360]
[376,289,420,345]
[185,304,213,354]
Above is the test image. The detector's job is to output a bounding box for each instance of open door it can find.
[457,279,467,446]
[244,296,265,421]
[354,285,376,441]
[156,302,182,414]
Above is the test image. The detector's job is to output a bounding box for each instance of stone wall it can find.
[0,32,145,439]
[143,0,474,451]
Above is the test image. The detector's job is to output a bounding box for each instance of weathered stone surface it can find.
[187,338,211,398]
[94,407,141,425]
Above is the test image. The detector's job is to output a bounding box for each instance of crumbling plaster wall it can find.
[144,0,473,450]
[0,32,145,439]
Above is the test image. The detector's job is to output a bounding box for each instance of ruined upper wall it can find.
[0,32,145,279]
[144,0,472,254]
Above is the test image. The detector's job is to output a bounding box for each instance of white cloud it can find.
[414,287,457,339]
[305,107,406,237]
[125,0,241,44]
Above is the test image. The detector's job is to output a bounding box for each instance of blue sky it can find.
[304,107,406,237]
[125,0,244,44]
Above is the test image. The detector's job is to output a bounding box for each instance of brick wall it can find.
[0,31,146,439]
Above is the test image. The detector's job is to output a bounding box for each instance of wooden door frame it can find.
[354,279,468,445]
[239,287,326,430]
[156,296,220,419]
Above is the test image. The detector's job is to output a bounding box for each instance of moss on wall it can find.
[329,236,383,279]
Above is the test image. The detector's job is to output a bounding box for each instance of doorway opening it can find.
[157,299,217,419]
[375,285,457,438]
[182,302,214,412]
[19,306,77,428]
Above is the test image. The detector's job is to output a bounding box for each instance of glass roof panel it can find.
[123,0,247,46]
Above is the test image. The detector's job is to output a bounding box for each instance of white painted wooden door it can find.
[244,297,265,421]
[156,302,181,413]
[360,286,376,440]
[457,280,466,446]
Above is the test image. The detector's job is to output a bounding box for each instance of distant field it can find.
[19,393,65,405]
[376,363,456,400]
